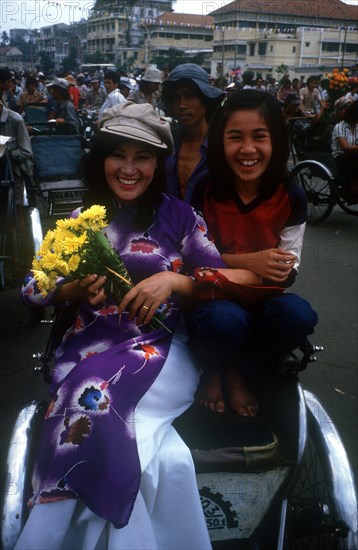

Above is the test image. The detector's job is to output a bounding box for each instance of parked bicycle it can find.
[288,117,358,224]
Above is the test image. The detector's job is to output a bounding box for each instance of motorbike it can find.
[77,108,98,144]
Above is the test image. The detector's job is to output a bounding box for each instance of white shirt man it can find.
[98,72,125,121]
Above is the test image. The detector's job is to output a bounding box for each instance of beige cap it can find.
[100,102,173,153]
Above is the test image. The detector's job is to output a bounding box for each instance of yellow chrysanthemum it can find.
[39,251,65,272]
[62,232,88,255]
[77,205,107,231]
[32,269,54,296]
[56,218,78,232]
[68,254,81,272]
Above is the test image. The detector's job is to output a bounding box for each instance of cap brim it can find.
[100,124,168,149]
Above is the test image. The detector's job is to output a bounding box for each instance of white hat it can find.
[46,77,69,90]
[142,67,162,83]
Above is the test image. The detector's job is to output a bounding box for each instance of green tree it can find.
[151,48,205,70]
[1,31,10,46]
[62,45,79,73]
[276,63,289,77]
[38,51,55,74]
[84,50,107,64]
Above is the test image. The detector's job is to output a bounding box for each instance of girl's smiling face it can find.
[104,141,158,203]
[223,109,272,193]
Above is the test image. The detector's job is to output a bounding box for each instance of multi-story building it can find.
[210,0,358,80]
[0,46,25,71]
[35,22,87,71]
[86,0,172,67]
[138,12,215,67]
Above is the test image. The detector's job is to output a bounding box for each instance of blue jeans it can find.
[188,294,318,376]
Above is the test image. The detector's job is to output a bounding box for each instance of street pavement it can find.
[0,205,357,497]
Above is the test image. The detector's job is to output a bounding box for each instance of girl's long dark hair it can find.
[83,132,166,229]
[208,90,290,201]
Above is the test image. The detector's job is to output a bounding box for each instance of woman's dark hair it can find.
[83,132,167,229]
[207,89,290,201]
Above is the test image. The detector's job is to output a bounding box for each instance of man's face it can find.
[0,78,12,92]
[168,83,206,128]
[104,78,117,94]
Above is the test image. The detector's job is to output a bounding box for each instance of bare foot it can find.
[195,370,225,413]
[223,367,259,417]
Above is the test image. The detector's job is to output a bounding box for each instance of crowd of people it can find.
[0,61,356,548]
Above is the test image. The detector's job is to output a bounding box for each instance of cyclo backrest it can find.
[31,135,84,181]
[23,104,48,125]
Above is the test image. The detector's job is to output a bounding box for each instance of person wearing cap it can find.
[334,95,354,122]
[283,92,305,121]
[119,76,135,99]
[46,77,79,134]
[161,63,224,207]
[98,71,126,121]
[127,67,162,108]
[85,76,107,110]
[17,101,228,550]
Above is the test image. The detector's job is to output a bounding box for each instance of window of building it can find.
[293,46,296,52]
[249,43,255,56]
[305,42,310,47]
[258,42,267,55]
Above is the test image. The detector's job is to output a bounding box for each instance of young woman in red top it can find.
[190,90,318,416]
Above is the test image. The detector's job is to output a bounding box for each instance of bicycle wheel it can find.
[290,161,337,225]
[336,194,358,216]
[284,391,358,549]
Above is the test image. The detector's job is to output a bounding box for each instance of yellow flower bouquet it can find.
[32,205,169,332]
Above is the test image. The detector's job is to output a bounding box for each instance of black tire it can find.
[290,161,337,225]
[284,392,357,549]
[336,194,358,216]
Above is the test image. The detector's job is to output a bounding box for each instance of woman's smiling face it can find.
[104,141,158,203]
[223,109,272,192]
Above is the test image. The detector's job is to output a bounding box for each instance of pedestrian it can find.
[46,77,79,134]
[85,77,107,111]
[98,71,125,121]
[119,76,135,99]
[16,75,45,114]
[128,67,162,108]
[161,63,224,206]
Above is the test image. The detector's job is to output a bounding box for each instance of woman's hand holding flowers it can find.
[54,274,107,307]
[118,272,195,326]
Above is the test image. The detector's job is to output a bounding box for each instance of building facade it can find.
[86,0,172,67]
[138,12,215,67]
[210,0,358,80]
